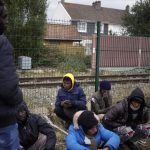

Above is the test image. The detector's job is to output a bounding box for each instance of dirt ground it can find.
[23,82,150,150]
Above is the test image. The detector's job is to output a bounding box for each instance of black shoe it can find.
[125,140,139,150]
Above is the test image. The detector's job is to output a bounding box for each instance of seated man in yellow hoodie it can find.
[54,73,87,125]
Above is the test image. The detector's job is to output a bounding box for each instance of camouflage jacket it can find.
[91,91,112,114]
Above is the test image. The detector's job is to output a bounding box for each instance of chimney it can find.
[61,0,65,3]
[92,1,101,10]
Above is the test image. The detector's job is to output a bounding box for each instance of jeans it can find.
[0,123,20,150]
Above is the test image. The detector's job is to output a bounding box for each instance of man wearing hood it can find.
[66,110,120,150]
[0,0,23,149]
[54,73,86,125]
[102,87,150,150]
[16,103,56,150]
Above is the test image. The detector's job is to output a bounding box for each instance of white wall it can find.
[108,24,124,35]
[51,3,71,24]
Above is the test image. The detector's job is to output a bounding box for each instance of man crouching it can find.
[16,103,56,150]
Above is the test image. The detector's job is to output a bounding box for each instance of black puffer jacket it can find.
[0,35,23,128]
[102,88,149,130]
[17,104,56,150]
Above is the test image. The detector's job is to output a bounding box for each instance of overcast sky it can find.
[47,0,138,19]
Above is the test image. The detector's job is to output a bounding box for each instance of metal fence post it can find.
[95,21,101,91]
[138,37,142,68]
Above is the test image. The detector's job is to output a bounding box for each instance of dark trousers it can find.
[54,106,86,122]
[28,133,46,150]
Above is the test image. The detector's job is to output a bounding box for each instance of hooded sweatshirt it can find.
[127,87,147,127]
[55,73,86,109]
[63,73,75,91]
[103,87,149,130]
[17,103,56,150]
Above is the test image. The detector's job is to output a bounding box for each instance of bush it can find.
[58,55,88,73]
[83,56,91,68]
[18,45,91,73]
[37,47,65,67]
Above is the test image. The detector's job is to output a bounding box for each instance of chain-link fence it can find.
[5,19,150,149]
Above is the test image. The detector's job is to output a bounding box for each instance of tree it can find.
[122,0,150,36]
[4,0,47,60]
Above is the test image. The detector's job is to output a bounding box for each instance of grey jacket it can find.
[91,91,112,114]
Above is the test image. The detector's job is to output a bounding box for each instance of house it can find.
[51,1,125,35]
[44,23,85,55]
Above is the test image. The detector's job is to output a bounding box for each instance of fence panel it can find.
[5,19,150,149]
[6,19,150,112]
[92,35,150,68]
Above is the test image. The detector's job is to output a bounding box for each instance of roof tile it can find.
[44,24,82,41]
[63,3,125,24]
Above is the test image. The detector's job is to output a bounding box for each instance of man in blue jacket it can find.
[66,110,120,150]
[54,73,86,125]
[0,0,23,149]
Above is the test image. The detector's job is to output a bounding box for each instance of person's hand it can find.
[91,98,96,103]
[61,100,72,108]
[103,91,109,98]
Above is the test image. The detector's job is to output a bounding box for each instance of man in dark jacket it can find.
[54,73,86,124]
[102,87,150,150]
[91,80,112,115]
[16,103,56,150]
[0,1,23,149]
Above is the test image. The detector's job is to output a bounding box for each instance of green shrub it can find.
[83,56,91,68]
[58,55,88,73]
[37,47,65,67]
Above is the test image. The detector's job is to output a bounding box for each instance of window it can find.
[104,23,108,35]
[77,22,87,32]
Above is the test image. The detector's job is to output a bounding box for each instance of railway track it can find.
[19,73,150,88]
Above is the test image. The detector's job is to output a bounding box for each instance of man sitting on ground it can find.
[91,80,112,121]
[102,87,150,150]
[16,103,56,150]
[66,110,120,150]
[54,73,87,126]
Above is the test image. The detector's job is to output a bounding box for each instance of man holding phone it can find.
[54,73,87,128]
